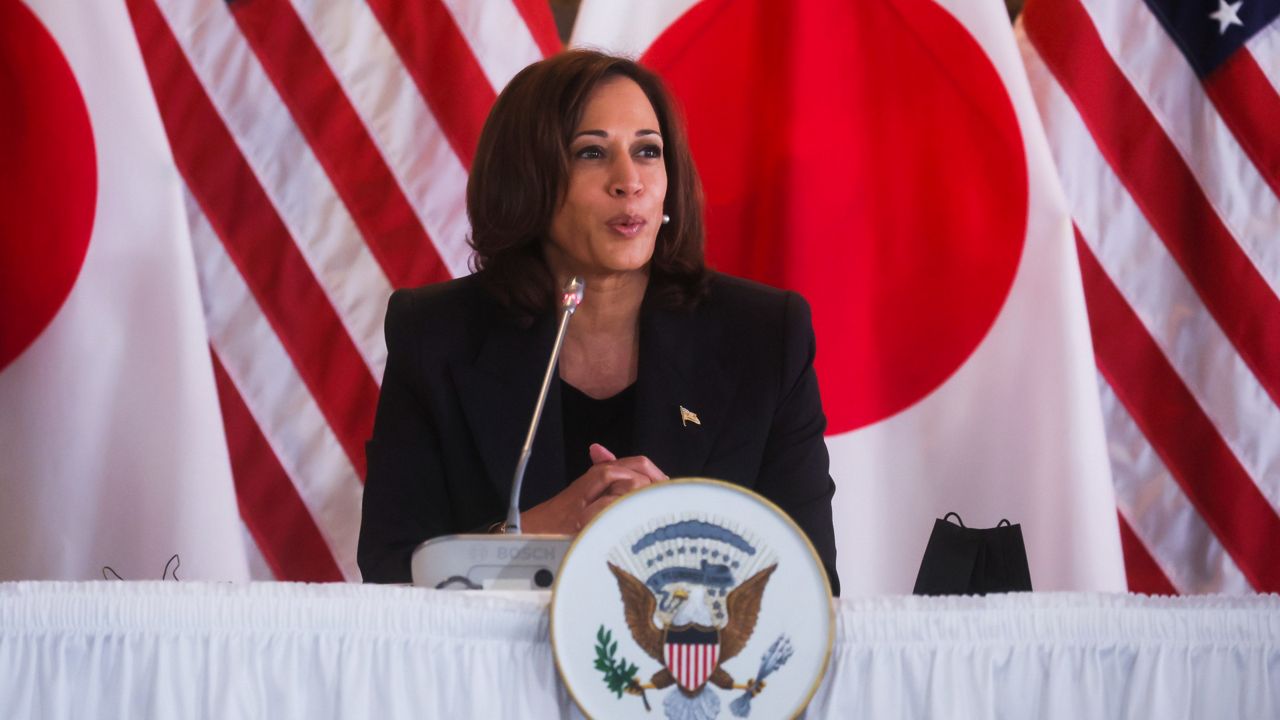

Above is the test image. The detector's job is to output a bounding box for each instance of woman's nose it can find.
[609,157,643,197]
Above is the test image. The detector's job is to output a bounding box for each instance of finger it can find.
[604,474,651,497]
[611,455,669,482]
[588,443,617,464]
[604,465,654,491]
[582,494,620,524]
[576,469,615,503]
[576,464,639,502]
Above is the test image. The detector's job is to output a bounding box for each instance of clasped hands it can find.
[520,443,668,534]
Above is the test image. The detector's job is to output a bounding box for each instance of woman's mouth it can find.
[606,214,647,238]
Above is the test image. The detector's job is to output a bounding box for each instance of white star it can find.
[1210,0,1245,35]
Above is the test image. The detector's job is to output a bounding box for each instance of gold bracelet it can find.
[487,519,508,534]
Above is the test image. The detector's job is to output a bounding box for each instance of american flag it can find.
[122,0,560,581]
[1019,0,1280,593]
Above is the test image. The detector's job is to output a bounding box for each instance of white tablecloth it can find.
[0,582,1276,719]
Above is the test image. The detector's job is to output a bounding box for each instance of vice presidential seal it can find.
[551,479,833,720]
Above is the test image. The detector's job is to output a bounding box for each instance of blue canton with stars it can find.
[1142,0,1280,76]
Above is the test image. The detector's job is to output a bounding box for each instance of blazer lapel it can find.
[449,311,566,505]
[448,290,736,497]
[633,296,737,478]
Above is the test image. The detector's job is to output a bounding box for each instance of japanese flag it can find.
[0,0,248,581]
[573,0,1126,593]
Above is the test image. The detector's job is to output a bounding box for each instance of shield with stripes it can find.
[663,624,720,692]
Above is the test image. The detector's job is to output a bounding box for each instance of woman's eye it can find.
[637,144,663,159]
[575,146,605,160]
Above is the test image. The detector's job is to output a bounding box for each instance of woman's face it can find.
[546,76,668,280]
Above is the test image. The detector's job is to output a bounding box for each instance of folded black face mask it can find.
[912,513,1033,595]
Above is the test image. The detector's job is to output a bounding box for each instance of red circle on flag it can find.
[645,0,1028,433]
[0,2,97,371]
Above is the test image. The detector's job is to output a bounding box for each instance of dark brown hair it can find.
[466,49,708,318]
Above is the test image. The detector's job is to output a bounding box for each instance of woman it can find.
[358,50,839,594]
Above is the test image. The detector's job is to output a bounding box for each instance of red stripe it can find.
[210,350,344,582]
[364,0,496,168]
[1076,230,1280,592]
[692,645,700,688]
[1116,512,1178,596]
[228,0,451,289]
[1024,0,1280,410]
[694,645,701,687]
[126,0,377,478]
[707,646,715,687]
[1203,47,1280,203]
[695,645,703,687]
[511,0,563,58]
[708,645,717,687]
[697,645,703,687]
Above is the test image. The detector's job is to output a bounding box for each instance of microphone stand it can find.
[409,277,583,589]
[506,276,584,533]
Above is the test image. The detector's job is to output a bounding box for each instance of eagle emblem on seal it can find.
[596,518,793,719]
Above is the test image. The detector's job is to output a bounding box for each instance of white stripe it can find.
[241,521,277,581]
[186,189,363,583]
[290,0,473,279]
[440,0,545,91]
[1100,376,1252,594]
[1022,48,1280,511]
[570,0,701,56]
[695,645,704,687]
[691,645,698,687]
[1245,19,1280,98]
[1077,0,1280,297]
[154,0,392,377]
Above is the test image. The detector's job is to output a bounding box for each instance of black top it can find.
[559,382,637,489]
[358,271,840,595]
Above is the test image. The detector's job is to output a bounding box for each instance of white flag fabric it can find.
[0,0,247,581]
[573,0,1127,594]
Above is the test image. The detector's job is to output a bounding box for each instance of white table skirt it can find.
[0,582,1276,719]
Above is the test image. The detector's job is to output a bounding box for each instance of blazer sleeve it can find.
[754,292,841,596]
[357,289,453,583]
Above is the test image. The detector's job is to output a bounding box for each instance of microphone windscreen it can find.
[561,276,585,313]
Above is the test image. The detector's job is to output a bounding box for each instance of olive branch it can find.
[594,625,639,697]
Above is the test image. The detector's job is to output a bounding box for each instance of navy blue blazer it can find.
[357,272,840,594]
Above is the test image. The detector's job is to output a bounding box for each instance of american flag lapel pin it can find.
[680,405,701,427]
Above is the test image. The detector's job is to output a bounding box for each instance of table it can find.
[1,582,1276,718]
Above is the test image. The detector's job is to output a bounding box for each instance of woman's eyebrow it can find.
[571,129,662,140]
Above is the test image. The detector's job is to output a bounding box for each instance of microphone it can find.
[408,277,583,590]
[506,276,584,533]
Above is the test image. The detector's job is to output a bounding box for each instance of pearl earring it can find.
[662,214,671,225]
